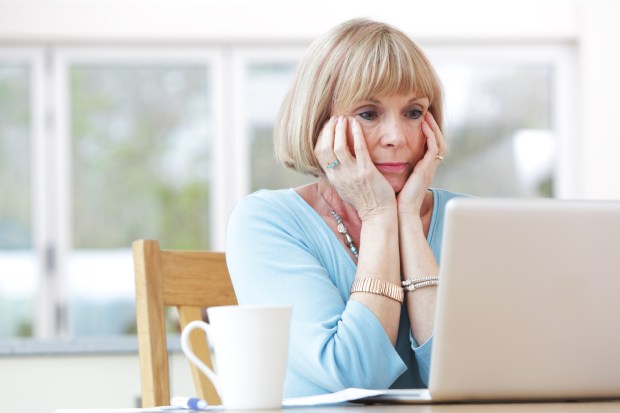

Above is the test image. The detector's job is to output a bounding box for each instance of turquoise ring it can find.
[326,160,340,169]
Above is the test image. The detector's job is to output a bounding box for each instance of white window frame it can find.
[0,47,50,336]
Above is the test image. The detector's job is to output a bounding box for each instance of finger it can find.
[349,117,373,167]
[422,121,439,157]
[315,116,338,170]
[425,111,446,156]
[417,123,444,176]
[333,115,355,166]
[410,121,440,189]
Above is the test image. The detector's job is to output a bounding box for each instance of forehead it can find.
[366,94,430,105]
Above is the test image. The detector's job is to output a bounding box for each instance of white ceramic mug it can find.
[181,305,292,410]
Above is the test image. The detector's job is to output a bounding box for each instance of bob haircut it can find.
[274,18,444,177]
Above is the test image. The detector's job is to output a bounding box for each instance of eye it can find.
[358,110,378,121]
[407,108,424,119]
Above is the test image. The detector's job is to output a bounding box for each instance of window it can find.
[0,58,36,337]
[245,62,314,191]
[1,48,222,337]
[229,49,314,196]
[427,46,570,198]
[67,62,213,335]
[0,44,573,340]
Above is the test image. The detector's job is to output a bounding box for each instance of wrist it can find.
[358,195,397,221]
[359,205,398,224]
[398,213,424,233]
[397,202,422,219]
[359,208,399,249]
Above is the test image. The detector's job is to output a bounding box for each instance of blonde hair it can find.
[274,18,444,176]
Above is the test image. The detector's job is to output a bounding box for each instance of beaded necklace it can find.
[320,193,359,259]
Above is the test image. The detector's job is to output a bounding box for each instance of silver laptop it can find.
[360,197,620,403]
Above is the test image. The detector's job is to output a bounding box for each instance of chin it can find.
[382,170,412,195]
[378,172,406,194]
[389,180,406,194]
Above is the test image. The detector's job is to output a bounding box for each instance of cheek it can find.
[346,123,377,152]
[407,124,427,155]
[356,124,380,146]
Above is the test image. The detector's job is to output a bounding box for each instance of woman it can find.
[226,18,467,397]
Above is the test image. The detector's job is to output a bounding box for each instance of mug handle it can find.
[180,320,222,396]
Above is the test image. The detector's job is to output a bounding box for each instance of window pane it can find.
[432,58,554,197]
[247,63,314,191]
[68,64,212,335]
[0,63,36,337]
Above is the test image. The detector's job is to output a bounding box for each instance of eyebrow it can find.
[366,96,429,105]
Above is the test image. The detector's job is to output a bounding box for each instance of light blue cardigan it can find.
[226,188,464,397]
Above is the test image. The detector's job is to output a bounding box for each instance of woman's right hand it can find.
[315,115,396,221]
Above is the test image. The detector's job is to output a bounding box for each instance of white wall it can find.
[0,0,578,42]
[0,352,195,413]
[578,0,620,199]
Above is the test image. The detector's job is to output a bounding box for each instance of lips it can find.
[374,163,408,173]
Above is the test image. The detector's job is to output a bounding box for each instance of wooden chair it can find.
[132,239,237,407]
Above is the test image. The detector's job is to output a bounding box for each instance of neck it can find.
[317,178,361,260]
[317,178,358,222]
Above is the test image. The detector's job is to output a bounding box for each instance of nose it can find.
[380,115,407,148]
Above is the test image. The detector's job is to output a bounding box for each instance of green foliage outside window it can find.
[70,66,212,250]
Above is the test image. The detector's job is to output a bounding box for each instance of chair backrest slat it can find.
[133,239,237,408]
[160,250,236,307]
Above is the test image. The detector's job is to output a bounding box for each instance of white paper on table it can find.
[54,407,222,413]
[54,408,192,413]
[282,388,386,406]
[54,388,385,412]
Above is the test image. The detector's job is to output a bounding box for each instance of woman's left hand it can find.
[396,111,446,216]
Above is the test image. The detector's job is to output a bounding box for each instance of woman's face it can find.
[335,93,430,193]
